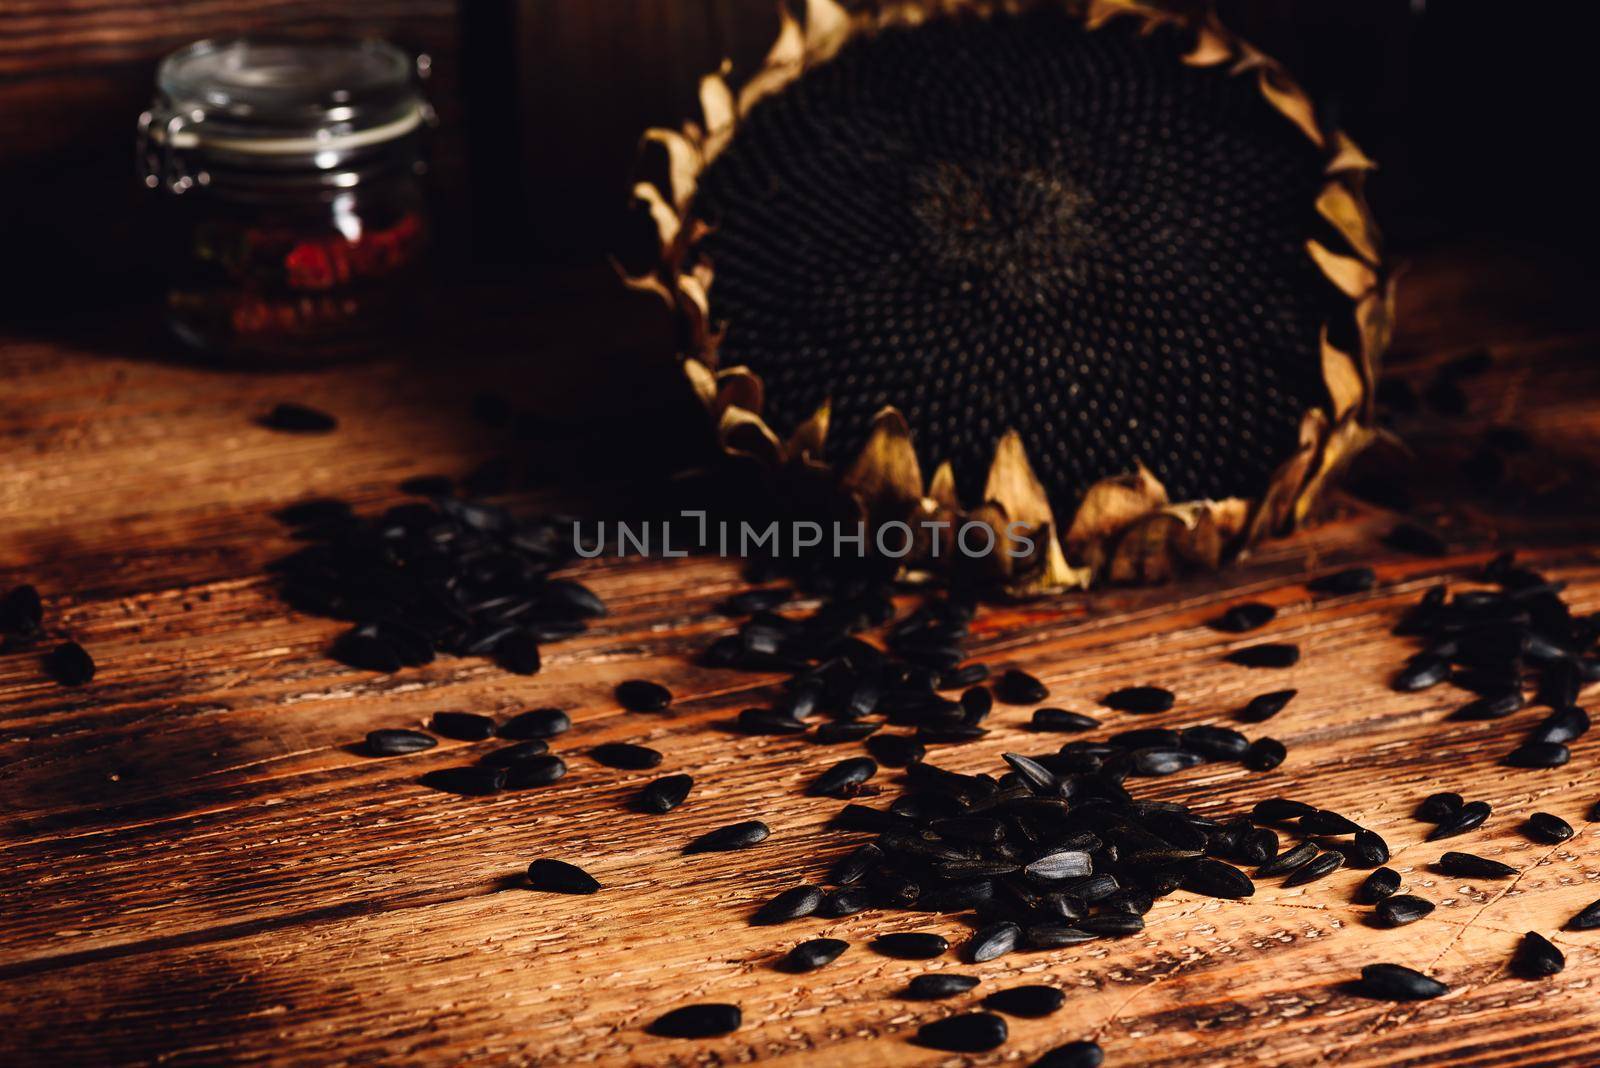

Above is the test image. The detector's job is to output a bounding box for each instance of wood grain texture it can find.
[1,241,1599,1065]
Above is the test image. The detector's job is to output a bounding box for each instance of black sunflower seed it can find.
[1375,894,1435,927]
[504,754,567,788]
[782,937,849,972]
[959,686,994,724]
[738,708,809,735]
[499,708,570,739]
[1213,602,1276,633]
[1240,828,1280,865]
[983,985,1064,1018]
[1358,963,1449,1000]
[1505,742,1570,768]
[915,1012,1008,1053]
[39,642,94,684]
[1132,747,1205,775]
[1180,725,1250,760]
[1394,654,1450,692]
[829,843,885,886]
[1428,800,1491,839]
[1225,643,1300,669]
[1026,924,1096,948]
[1024,850,1094,882]
[905,973,981,999]
[1386,523,1448,557]
[1437,852,1517,878]
[1528,707,1590,745]
[1568,898,1600,931]
[821,886,870,917]
[1103,686,1175,714]
[430,711,497,741]
[637,773,693,813]
[867,732,925,767]
[752,884,823,924]
[872,932,949,959]
[333,632,400,673]
[591,743,663,770]
[1283,850,1344,887]
[939,663,990,689]
[1033,708,1100,732]
[1032,1039,1105,1068]
[1241,689,1297,723]
[1300,809,1362,836]
[420,766,506,796]
[809,757,878,797]
[1078,913,1144,936]
[1253,798,1317,822]
[1307,567,1377,595]
[1351,830,1390,867]
[526,858,600,894]
[648,1003,741,1038]
[1182,858,1256,899]
[0,584,43,637]
[998,669,1049,704]
[1258,841,1319,877]
[1003,752,1058,795]
[1415,792,1463,822]
[1244,737,1287,771]
[966,921,1022,963]
[365,728,438,755]
[918,723,989,744]
[1358,867,1402,904]
[1513,932,1565,978]
[616,679,672,711]
[720,587,791,616]
[814,721,880,744]
[685,820,770,854]
[397,473,453,496]
[480,740,549,766]
[1523,812,1575,843]
[260,402,337,432]
[494,630,542,675]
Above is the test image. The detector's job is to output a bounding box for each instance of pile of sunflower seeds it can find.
[1,583,96,687]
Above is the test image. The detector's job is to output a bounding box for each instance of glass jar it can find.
[139,37,432,364]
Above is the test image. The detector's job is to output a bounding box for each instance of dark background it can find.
[2,0,1592,326]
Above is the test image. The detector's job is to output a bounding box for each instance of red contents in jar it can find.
[282,212,425,290]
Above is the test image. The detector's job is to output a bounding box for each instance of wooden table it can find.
[3,243,1599,1066]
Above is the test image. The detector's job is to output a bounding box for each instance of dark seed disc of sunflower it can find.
[1524,812,1575,844]
[1283,850,1344,887]
[1257,841,1319,877]
[1358,867,1402,904]
[504,755,567,788]
[429,711,497,741]
[480,740,549,766]
[527,858,601,894]
[637,773,693,813]
[1428,799,1491,840]
[1252,798,1317,822]
[915,1012,1008,1054]
[1393,653,1450,692]
[0,584,43,637]
[260,402,337,433]
[983,985,1065,1018]
[499,708,571,740]
[1225,643,1300,669]
[809,757,878,797]
[905,973,981,1000]
[1033,707,1100,732]
[1505,742,1570,769]
[1104,686,1175,714]
[1214,602,1276,633]
[1375,894,1435,927]
[782,937,849,973]
[867,732,925,767]
[1351,830,1390,867]
[966,921,1022,963]
[1570,898,1600,931]
[1307,567,1377,595]
[872,932,949,960]
[1244,737,1287,771]
[691,8,1337,513]
[752,884,823,925]
[997,670,1049,705]
[616,679,672,712]
[1241,689,1297,723]
[1032,1039,1106,1068]
[1299,809,1362,836]
[420,766,506,796]
[1513,932,1565,979]
[494,630,542,675]
[366,728,437,756]
[1415,792,1463,823]
[1181,858,1256,899]
[685,820,770,854]
[648,1003,742,1038]
[1358,963,1449,1001]
[591,742,663,770]
[1528,706,1590,746]
[1437,852,1517,879]
[814,721,880,744]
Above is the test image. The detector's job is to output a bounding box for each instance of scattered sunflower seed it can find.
[809,757,878,797]
[872,932,949,959]
[915,1012,1008,1053]
[616,679,672,711]
[1523,812,1575,843]
[866,733,925,766]
[905,973,980,999]
[752,885,823,925]
[526,858,600,894]
[1225,643,1300,669]
[1415,792,1463,823]
[1213,602,1276,633]
[1505,742,1570,768]
[1103,686,1174,714]
[365,728,437,755]
[499,708,571,740]
[983,984,1065,1018]
[1033,707,1100,732]
[260,402,337,432]
[1427,800,1491,840]
[1358,867,1402,903]
[1307,567,1376,595]
[42,641,95,686]
[430,711,497,741]
[591,742,663,770]
[782,937,848,973]
[1358,963,1449,1000]
[997,669,1049,704]
[1375,894,1435,927]
[648,1003,742,1038]
[1283,850,1344,887]
[685,820,770,854]
[1437,852,1517,879]
[504,754,567,788]
[637,773,693,813]
[966,921,1022,963]
[1032,1039,1105,1068]
[1241,689,1297,722]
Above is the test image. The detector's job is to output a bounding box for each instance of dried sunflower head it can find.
[627,0,1389,590]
